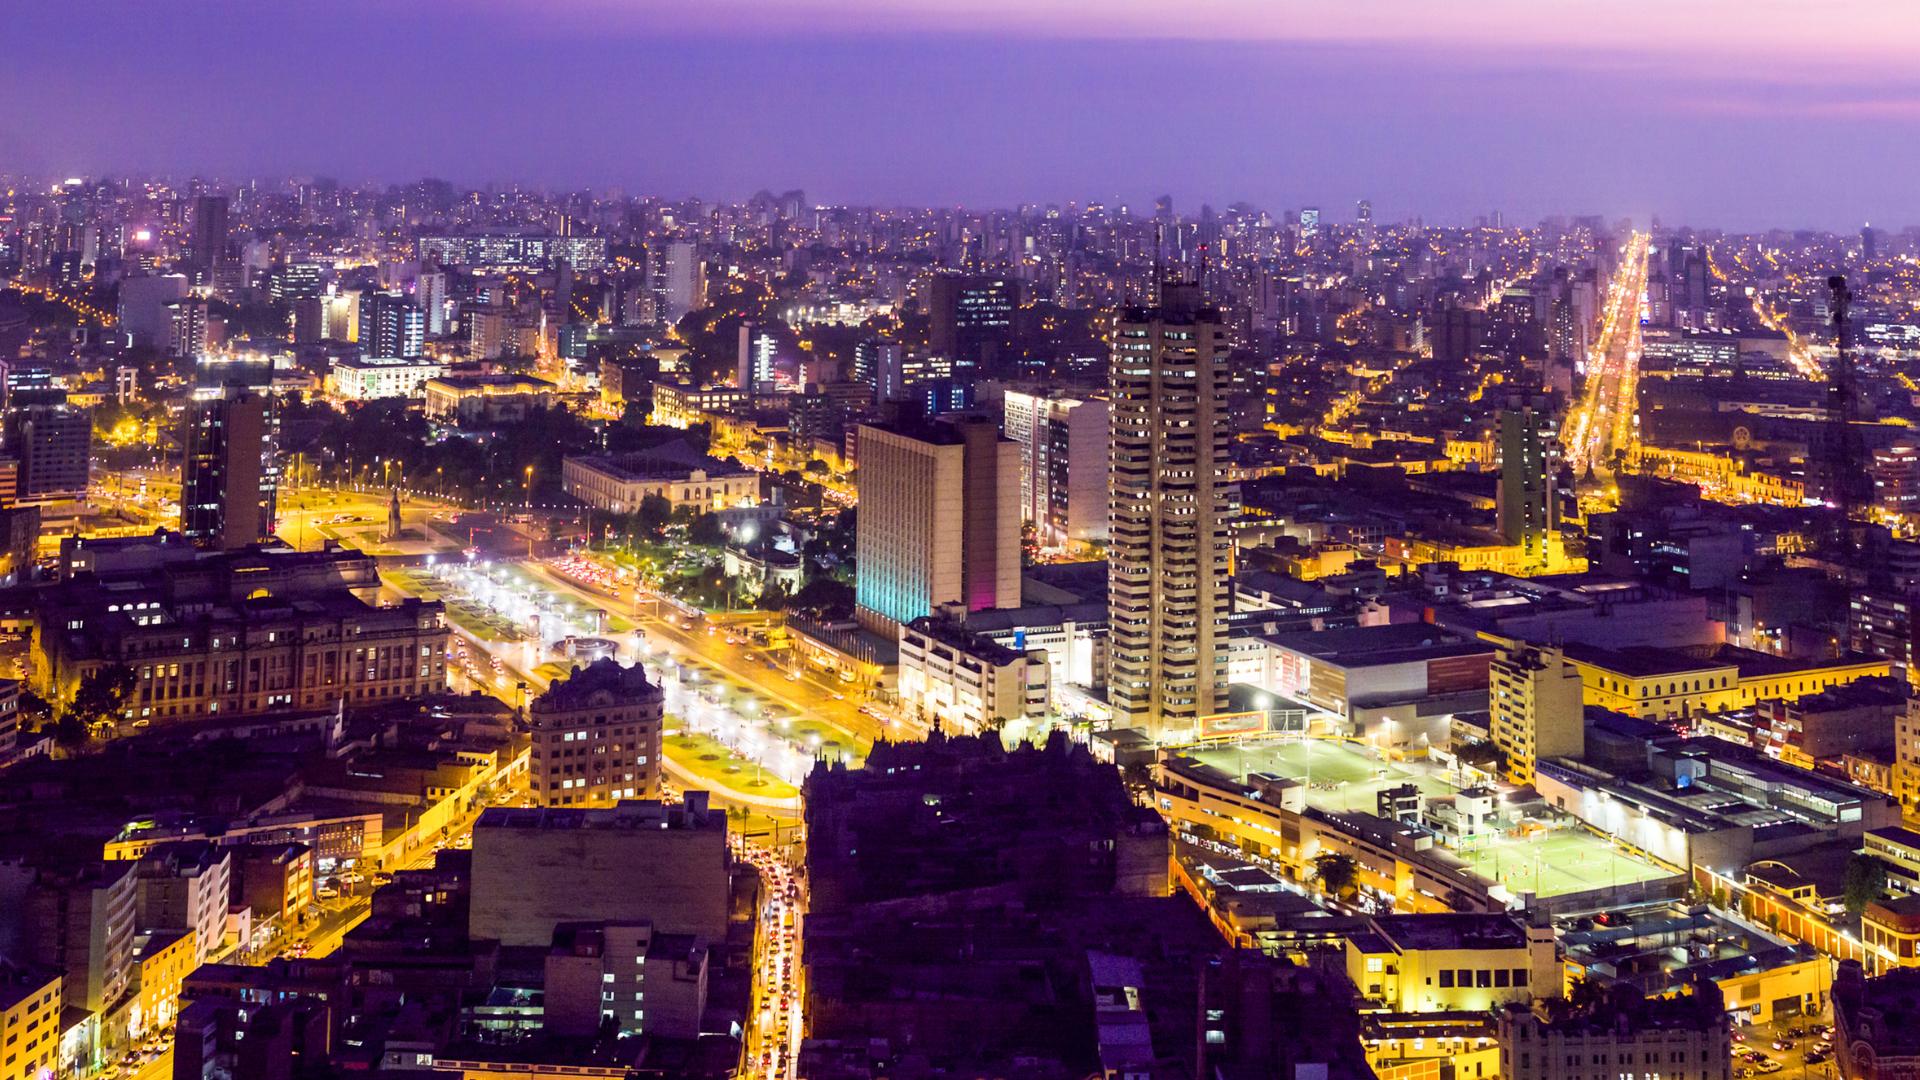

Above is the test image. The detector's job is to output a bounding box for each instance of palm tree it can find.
[1314,852,1360,900]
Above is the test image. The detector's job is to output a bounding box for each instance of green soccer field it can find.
[1187,738,1460,814]
[1458,827,1673,898]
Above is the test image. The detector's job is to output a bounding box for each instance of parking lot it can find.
[1733,1011,1835,1078]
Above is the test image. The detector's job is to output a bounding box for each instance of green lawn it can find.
[774,716,869,764]
[664,732,800,800]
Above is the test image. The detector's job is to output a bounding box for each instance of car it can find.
[1805,1050,1829,1065]
[1771,1040,1791,1051]
[1731,1031,1747,1043]
[317,886,339,900]
[1755,1062,1783,1075]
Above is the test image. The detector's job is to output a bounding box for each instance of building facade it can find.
[529,660,664,808]
[897,608,1050,734]
[853,418,1020,635]
[1490,643,1586,786]
[1107,282,1234,739]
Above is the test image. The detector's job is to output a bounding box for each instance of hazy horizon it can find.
[4,1,1916,231]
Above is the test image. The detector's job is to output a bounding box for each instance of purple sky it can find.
[4,0,1918,229]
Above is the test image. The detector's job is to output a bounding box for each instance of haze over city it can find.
[4,0,1919,227]
[7,5,1920,1080]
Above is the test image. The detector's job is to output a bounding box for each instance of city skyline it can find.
[4,2,1918,229]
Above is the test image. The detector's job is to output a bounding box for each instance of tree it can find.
[634,494,673,540]
[1844,854,1892,916]
[1313,852,1360,900]
[688,513,728,548]
[67,664,137,737]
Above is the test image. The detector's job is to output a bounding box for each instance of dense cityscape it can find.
[3,15,1920,1080]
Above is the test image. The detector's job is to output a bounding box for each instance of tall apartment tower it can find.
[1496,406,1559,566]
[1489,643,1585,787]
[1002,390,1109,548]
[853,417,1019,636]
[180,385,277,550]
[191,195,229,272]
[1107,281,1233,740]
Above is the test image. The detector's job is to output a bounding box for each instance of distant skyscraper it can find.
[191,195,229,272]
[116,274,190,349]
[853,417,1019,636]
[180,381,277,550]
[164,298,214,360]
[1299,207,1321,239]
[1862,224,1879,261]
[1108,280,1233,739]
[736,322,778,391]
[358,292,425,359]
[1002,390,1109,547]
[927,274,1015,367]
[5,406,90,501]
[1355,199,1373,225]
[655,241,705,325]
[415,270,449,337]
[1496,406,1559,565]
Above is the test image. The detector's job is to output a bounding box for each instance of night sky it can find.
[3,0,1917,229]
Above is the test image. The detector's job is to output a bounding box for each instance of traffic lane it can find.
[525,561,883,745]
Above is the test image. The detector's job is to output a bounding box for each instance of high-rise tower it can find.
[180,378,277,551]
[1107,280,1233,739]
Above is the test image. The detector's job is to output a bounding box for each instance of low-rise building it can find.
[33,542,450,725]
[0,965,62,1080]
[897,607,1050,734]
[542,921,708,1040]
[560,454,757,515]
[1345,913,1559,1013]
[1498,983,1731,1080]
[422,374,557,423]
[1834,960,1920,1079]
[129,928,196,1038]
[325,355,446,401]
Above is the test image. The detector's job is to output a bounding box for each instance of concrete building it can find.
[133,843,232,968]
[1495,406,1559,568]
[927,273,1015,366]
[897,606,1050,734]
[229,844,313,923]
[853,417,1020,635]
[1107,281,1234,739]
[180,386,276,551]
[421,374,557,423]
[33,541,450,724]
[116,274,190,348]
[542,921,707,1040]
[1345,913,1559,1013]
[529,659,663,808]
[324,356,445,401]
[0,858,137,1016]
[1490,644,1586,786]
[0,965,62,1080]
[560,454,757,515]
[5,405,90,501]
[1498,985,1731,1080]
[1002,389,1109,547]
[656,241,704,324]
[469,795,730,947]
